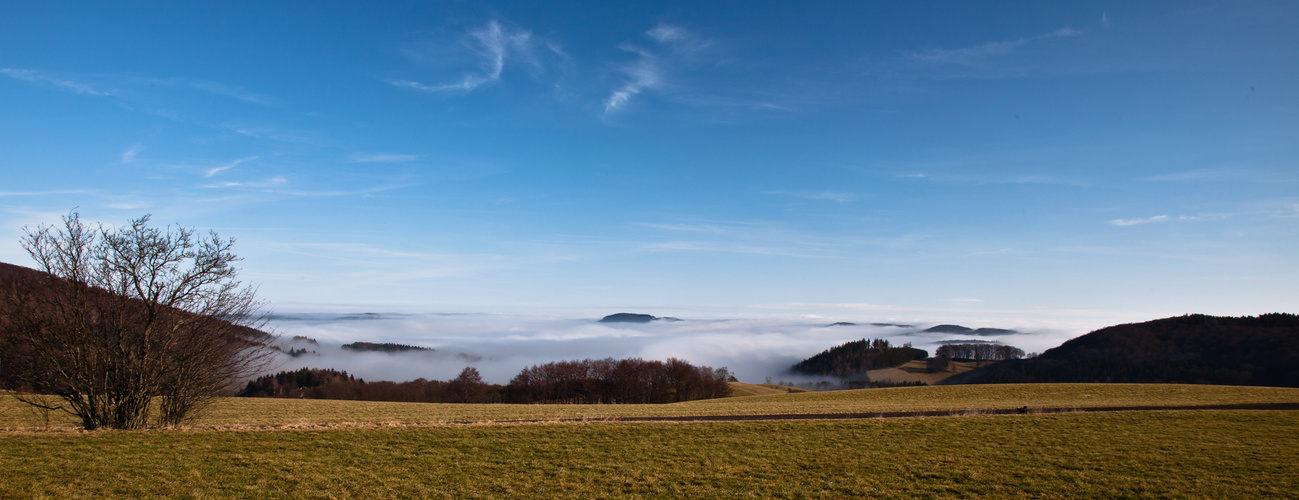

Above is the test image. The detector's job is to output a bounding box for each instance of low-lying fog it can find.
[261,312,1088,385]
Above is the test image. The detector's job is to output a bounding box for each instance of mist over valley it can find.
[262,311,1075,385]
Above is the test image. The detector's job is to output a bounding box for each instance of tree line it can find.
[507,357,733,403]
[239,357,734,404]
[239,366,497,403]
[927,343,1026,372]
[933,343,1026,362]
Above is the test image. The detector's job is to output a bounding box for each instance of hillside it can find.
[0,261,271,342]
[864,359,982,386]
[726,382,807,397]
[792,338,927,377]
[969,314,1299,387]
[0,262,45,287]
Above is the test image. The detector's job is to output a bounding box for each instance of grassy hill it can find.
[863,359,982,385]
[725,382,808,397]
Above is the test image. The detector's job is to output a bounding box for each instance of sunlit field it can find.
[2,410,1295,498]
[4,384,1296,497]
[4,383,1296,430]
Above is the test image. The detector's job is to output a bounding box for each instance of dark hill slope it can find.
[0,261,271,343]
[0,261,45,285]
[969,314,1299,387]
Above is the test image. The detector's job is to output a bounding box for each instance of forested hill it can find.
[792,339,927,377]
[0,261,271,342]
[0,262,44,285]
[969,314,1299,387]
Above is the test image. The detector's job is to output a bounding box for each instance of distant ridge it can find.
[599,313,681,323]
[924,324,1020,335]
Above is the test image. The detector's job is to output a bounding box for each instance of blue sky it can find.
[2,1,1296,333]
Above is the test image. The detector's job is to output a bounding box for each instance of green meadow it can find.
[2,384,1297,498]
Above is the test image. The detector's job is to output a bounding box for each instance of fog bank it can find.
[262,312,1085,385]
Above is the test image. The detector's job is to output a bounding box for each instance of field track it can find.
[179,402,1299,431]
[491,402,1299,424]
[7,384,1299,430]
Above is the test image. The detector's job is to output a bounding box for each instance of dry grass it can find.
[725,382,805,397]
[1,410,1294,498]
[864,359,982,385]
[4,383,1297,431]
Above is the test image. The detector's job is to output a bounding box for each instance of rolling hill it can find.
[968,314,1299,387]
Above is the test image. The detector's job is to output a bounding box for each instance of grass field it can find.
[6,383,1295,430]
[1,410,1295,498]
[2,384,1296,498]
[726,382,807,397]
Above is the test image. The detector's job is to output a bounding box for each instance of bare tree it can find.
[0,212,272,429]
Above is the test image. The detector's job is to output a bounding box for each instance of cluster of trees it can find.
[934,343,1026,363]
[792,339,928,377]
[340,342,432,353]
[240,367,495,403]
[970,314,1299,387]
[506,357,733,404]
[240,357,735,404]
[0,213,271,430]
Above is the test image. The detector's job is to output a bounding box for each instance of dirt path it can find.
[466,402,1299,425]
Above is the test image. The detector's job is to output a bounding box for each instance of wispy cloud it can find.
[1108,214,1207,226]
[201,178,410,198]
[605,24,716,112]
[0,189,94,197]
[204,176,286,189]
[204,156,258,178]
[1108,215,1169,226]
[895,170,1084,186]
[222,124,312,144]
[121,144,142,163]
[392,20,539,93]
[907,27,1083,65]
[1141,167,1297,183]
[188,80,272,104]
[769,190,852,202]
[0,68,112,96]
[605,51,663,111]
[645,241,819,258]
[349,153,420,163]
[640,222,728,233]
